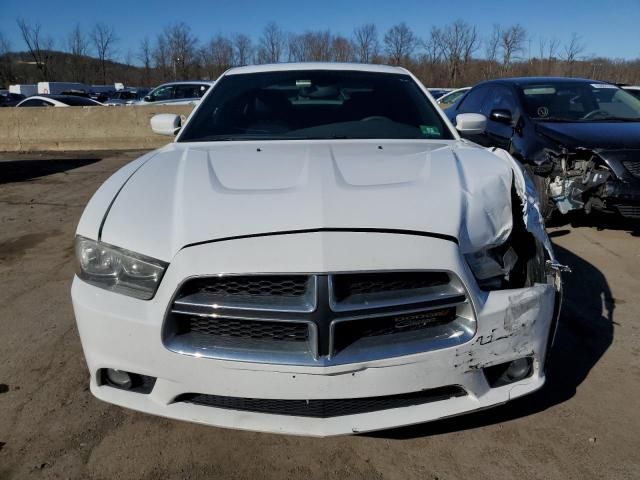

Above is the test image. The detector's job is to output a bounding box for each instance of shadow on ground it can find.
[371,243,614,439]
[548,210,640,236]
[0,158,101,184]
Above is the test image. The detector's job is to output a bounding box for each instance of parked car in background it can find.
[621,85,640,101]
[72,62,561,437]
[0,90,25,107]
[446,77,640,219]
[88,91,113,103]
[104,88,150,105]
[427,88,452,99]
[437,87,470,110]
[16,95,104,107]
[136,81,213,105]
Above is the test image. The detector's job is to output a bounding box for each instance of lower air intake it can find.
[174,386,466,418]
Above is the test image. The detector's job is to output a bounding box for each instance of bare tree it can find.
[233,33,252,66]
[288,30,332,62]
[67,24,89,82]
[500,24,527,70]
[548,37,560,59]
[331,35,354,62]
[201,35,233,79]
[162,22,198,80]
[483,24,501,78]
[384,22,417,65]
[563,33,585,75]
[153,34,171,81]
[353,24,378,63]
[257,22,285,63]
[138,37,152,86]
[91,23,118,83]
[433,20,478,86]
[68,24,89,57]
[16,18,54,80]
[0,31,13,85]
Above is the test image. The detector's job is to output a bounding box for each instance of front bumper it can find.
[72,232,556,436]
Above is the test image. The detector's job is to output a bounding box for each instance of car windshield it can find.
[179,70,454,142]
[521,82,640,122]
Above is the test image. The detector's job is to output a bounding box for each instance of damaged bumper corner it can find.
[592,178,640,219]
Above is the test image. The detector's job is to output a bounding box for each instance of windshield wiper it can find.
[582,117,640,122]
[533,117,576,123]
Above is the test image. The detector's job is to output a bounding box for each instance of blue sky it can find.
[1,0,638,61]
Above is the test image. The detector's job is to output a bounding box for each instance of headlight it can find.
[465,243,518,290]
[75,236,168,300]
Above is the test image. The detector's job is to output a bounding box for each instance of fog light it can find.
[483,357,533,387]
[105,369,132,389]
[505,358,531,381]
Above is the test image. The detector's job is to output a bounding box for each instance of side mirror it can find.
[490,109,513,125]
[143,95,152,102]
[150,113,181,136]
[455,113,487,135]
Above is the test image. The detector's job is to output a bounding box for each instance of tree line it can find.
[2,19,640,89]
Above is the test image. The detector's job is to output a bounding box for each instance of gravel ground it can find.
[0,151,639,480]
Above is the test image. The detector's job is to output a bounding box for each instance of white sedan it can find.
[72,62,562,436]
[16,95,103,107]
[437,87,471,109]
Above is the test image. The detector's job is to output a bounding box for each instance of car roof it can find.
[155,81,215,86]
[474,77,611,88]
[224,62,411,76]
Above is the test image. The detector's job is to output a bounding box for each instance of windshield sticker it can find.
[591,83,617,89]
[420,125,441,137]
[523,87,556,95]
[296,80,312,87]
[537,106,549,117]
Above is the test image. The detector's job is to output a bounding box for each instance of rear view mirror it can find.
[150,113,181,136]
[143,95,152,102]
[455,113,487,135]
[490,109,513,125]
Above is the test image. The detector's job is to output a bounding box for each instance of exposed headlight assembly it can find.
[465,243,518,290]
[75,236,168,300]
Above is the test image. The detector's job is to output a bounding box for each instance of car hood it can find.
[100,140,515,261]
[535,120,640,150]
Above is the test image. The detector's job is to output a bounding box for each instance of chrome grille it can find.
[623,160,640,179]
[163,272,474,366]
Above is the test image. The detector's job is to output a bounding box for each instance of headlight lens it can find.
[465,243,518,290]
[75,236,168,300]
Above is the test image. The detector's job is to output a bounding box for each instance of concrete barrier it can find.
[0,105,195,152]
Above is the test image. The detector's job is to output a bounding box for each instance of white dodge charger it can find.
[72,63,563,436]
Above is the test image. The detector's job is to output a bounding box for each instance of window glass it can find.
[62,97,100,106]
[521,82,640,121]
[483,86,518,115]
[149,85,174,101]
[19,99,51,107]
[179,70,454,142]
[457,86,490,114]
